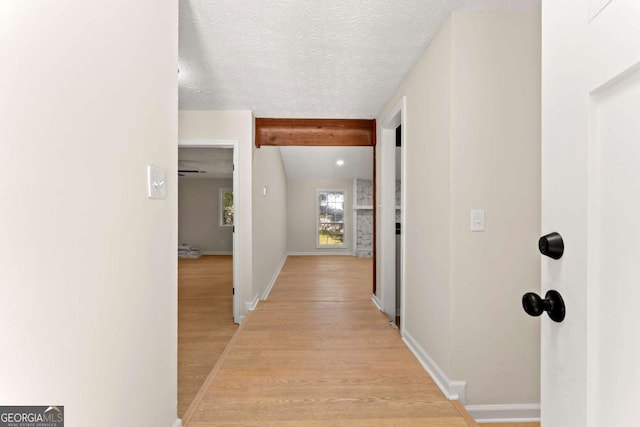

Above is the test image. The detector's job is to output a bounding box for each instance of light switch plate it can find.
[470,209,485,232]
[147,165,166,200]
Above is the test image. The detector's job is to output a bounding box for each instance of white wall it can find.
[378,18,454,376]
[252,147,288,299]
[287,179,353,255]
[178,110,253,318]
[0,2,178,426]
[179,178,233,253]
[377,12,541,409]
[449,12,541,406]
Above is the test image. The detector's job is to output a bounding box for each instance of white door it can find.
[541,0,640,425]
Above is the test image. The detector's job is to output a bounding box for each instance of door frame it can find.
[376,97,405,327]
[178,139,241,322]
[254,117,377,292]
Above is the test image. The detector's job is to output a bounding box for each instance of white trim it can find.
[245,292,260,312]
[402,330,467,403]
[201,251,233,255]
[466,404,541,424]
[371,294,383,311]
[352,178,357,256]
[287,252,354,256]
[262,255,287,300]
[378,96,406,323]
[171,419,182,427]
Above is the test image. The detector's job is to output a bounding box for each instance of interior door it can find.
[541,0,640,425]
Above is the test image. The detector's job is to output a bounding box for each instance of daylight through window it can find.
[219,188,234,226]
[317,190,345,247]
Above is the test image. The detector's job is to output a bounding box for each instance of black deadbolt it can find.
[522,290,565,322]
[539,232,564,259]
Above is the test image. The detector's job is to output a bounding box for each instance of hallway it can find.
[182,256,473,426]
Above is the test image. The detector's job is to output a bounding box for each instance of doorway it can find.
[176,140,240,418]
[178,140,240,318]
[377,97,405,329]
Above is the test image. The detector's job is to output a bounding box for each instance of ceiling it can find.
[178,0,540,118]
[178,147,233,179]
[279,146,373,180]
[178,1,539,181]
[178,146,375,181]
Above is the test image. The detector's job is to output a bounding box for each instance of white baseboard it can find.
[371,294,383,311]
[287,251,354,256]
[201,251,233,255]
[466,404,540,423]
[172,419,182,427]
[262,255,287,300]
[245,293,259,311]
[402,330,467,404]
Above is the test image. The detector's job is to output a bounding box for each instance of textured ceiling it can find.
[179,0,540,118]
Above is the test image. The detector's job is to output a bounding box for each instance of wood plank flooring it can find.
[179,255,238,417]
[183,256,475,426]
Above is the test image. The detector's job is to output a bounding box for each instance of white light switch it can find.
[262,187,268,196]
[147,165,166,200]
[470,209,485,232]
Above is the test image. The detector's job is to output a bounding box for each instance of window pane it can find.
[318,223,344,246]
[221,190,234,226]
[330,223,344,244]
[319,204,328,222]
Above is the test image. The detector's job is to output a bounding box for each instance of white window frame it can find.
[219,187,233,227]
[316,189,347,249]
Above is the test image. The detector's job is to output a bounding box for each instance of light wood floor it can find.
[178,255,238,417]
[182,256,476,426]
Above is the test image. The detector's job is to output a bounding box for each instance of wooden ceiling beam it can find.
[255,118,376,148]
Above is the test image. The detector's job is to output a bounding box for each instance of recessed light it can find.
[336,159,344,166]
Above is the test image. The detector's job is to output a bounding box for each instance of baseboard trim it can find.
[171,418,182,427]
[262,255,287,300]
[371,294,383,311]
[465,403,540,423]
[402,330,467,404]
[201,251,233,255]
[287,251,354,256]
[245,293,259,311]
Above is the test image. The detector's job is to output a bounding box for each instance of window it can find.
[317,190,346,248]
[219,188,233,226]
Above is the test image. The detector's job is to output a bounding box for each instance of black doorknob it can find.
[539,232,564,259]
[522,290,566,322]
